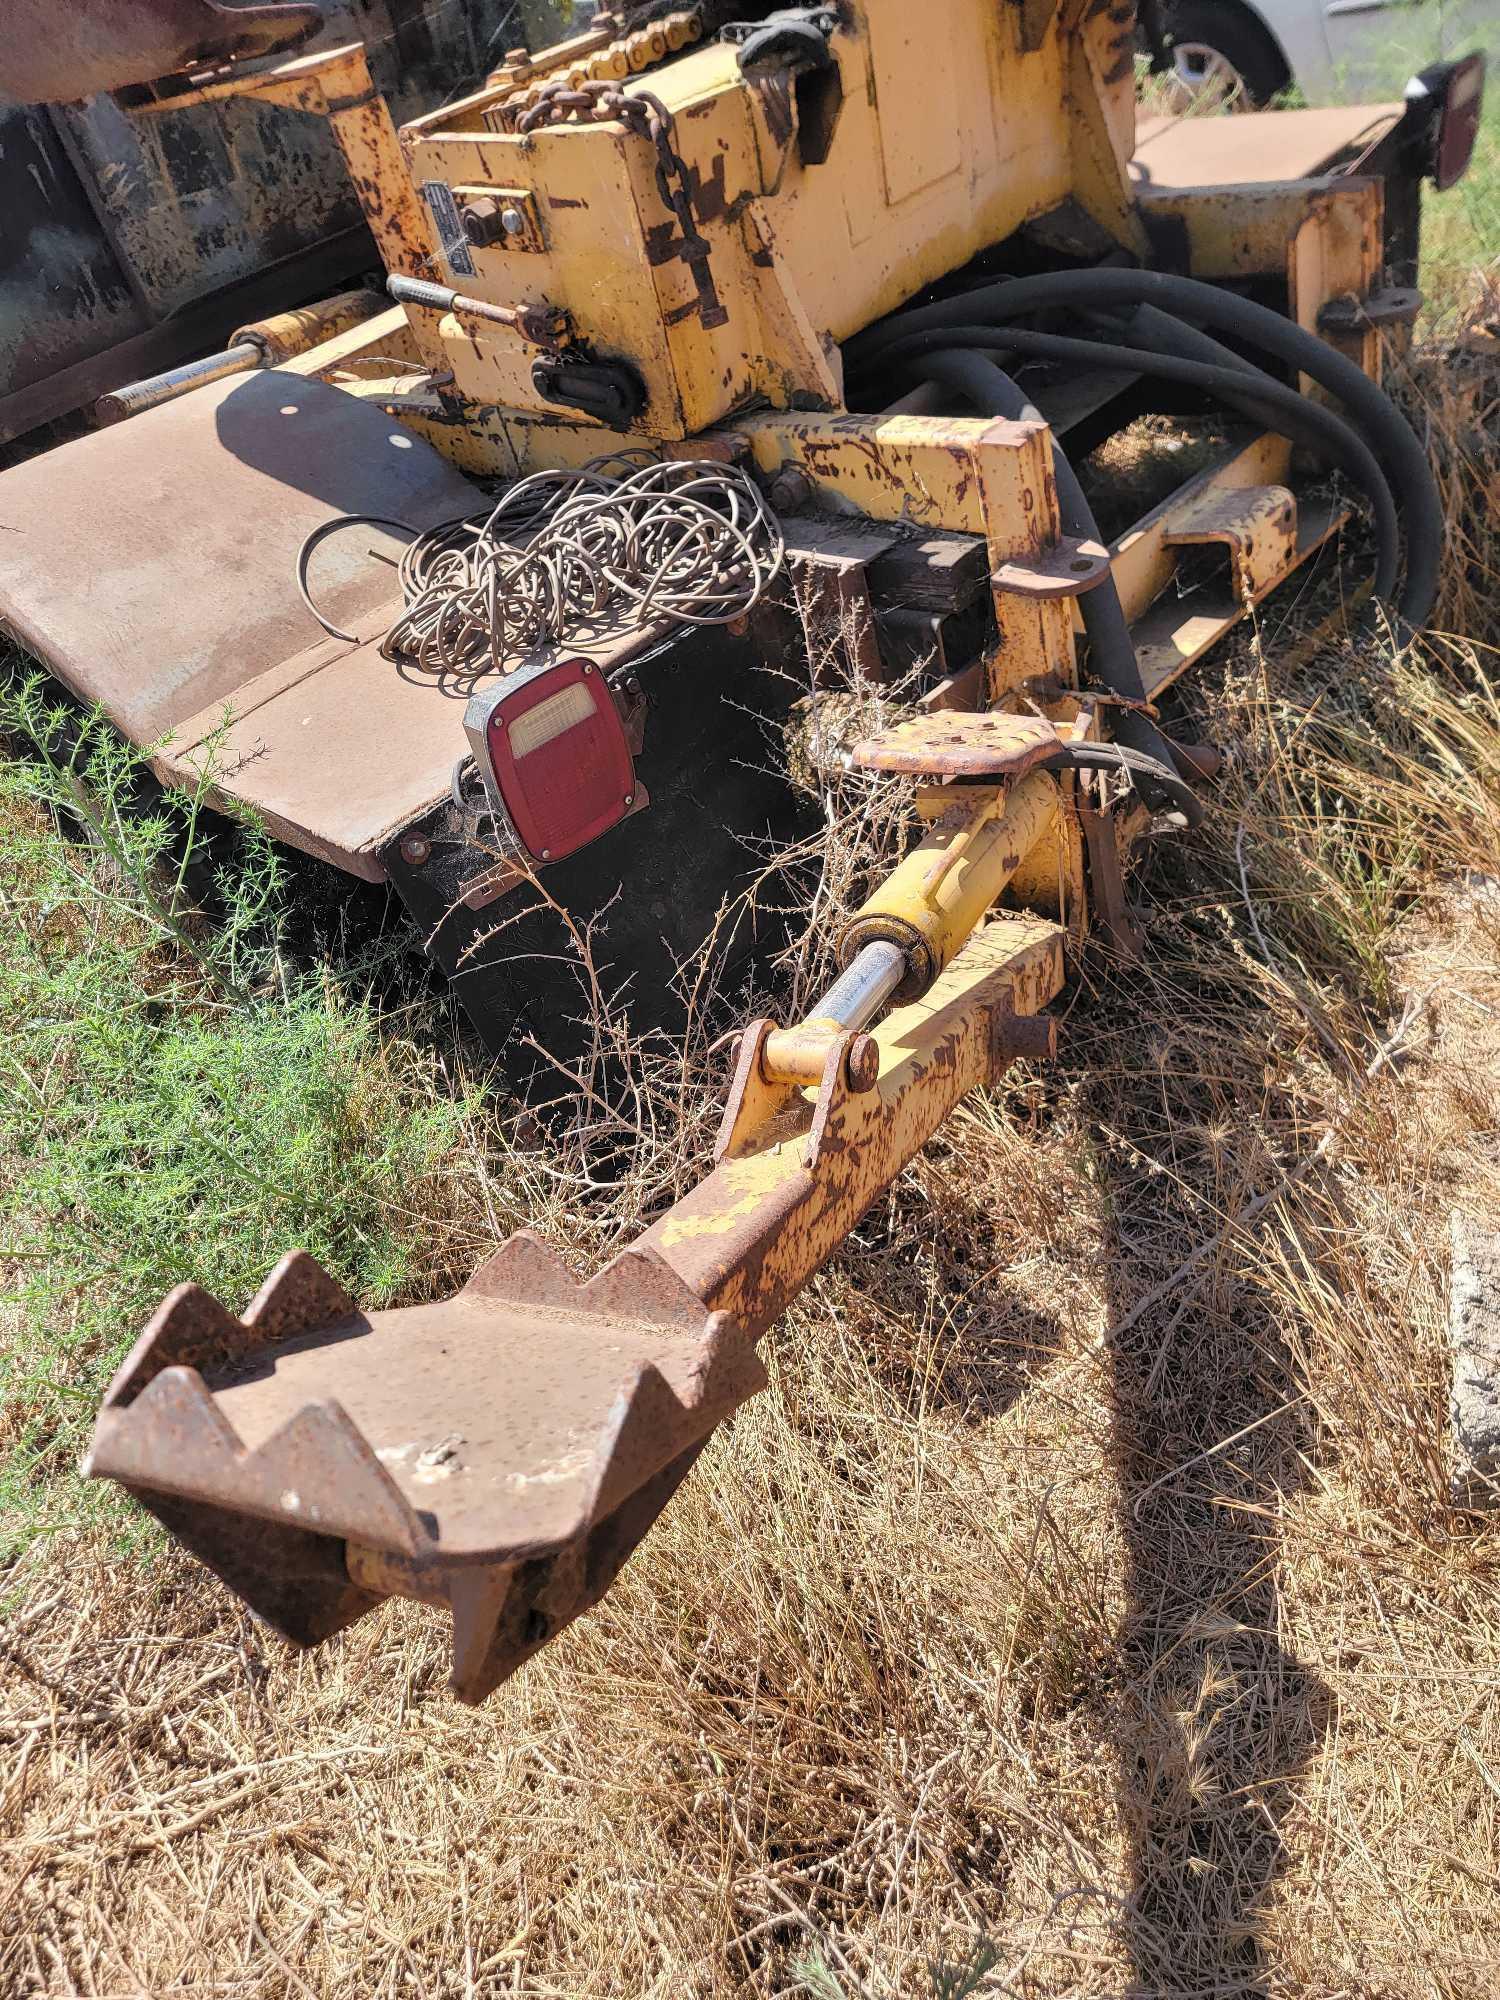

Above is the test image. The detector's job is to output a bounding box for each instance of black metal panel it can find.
[0,96,149,399]
[2,1,526,436]
[381,625,817,1076]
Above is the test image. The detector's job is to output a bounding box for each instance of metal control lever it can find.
[387,276,573,351]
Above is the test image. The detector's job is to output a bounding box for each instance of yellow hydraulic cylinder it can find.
[836,773,1058,1000]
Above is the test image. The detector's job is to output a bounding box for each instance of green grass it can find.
[0,688,484,1547]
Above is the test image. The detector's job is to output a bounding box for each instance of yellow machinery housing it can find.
[0,0,1481,1699]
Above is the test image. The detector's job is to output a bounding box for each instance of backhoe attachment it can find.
[87,744,1072,1700]
[89,1237,764,1702]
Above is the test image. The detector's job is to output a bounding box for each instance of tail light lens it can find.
[1406,50,1487,192]
[464,657,636,864]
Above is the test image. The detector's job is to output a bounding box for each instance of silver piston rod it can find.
[759,940,909,1090]
[808,939,909,1031]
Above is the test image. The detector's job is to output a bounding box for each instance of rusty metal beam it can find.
[86,907,1064,1700]
[644,914,1064,1335]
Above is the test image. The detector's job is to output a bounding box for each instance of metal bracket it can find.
[1317,286,1423,334]
[1079,800,1144,959]
[1161,483,1297,602]
[849,709,1082,782]
[992,536,1112,600]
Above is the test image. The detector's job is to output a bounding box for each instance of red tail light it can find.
[1406,50,1487,192]
[464,657,637,864]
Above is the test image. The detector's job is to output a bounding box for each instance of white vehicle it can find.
[1157,0,1495,107]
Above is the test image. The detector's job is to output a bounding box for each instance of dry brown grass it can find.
[7,359,1500,1997]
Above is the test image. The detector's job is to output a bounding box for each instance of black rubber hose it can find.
[916,350,1140,691]
[1039,742,1203,824]
[917,347,1205,826]
[847,269,1441,629]
[863,323,1402,606]
[1128,296,1408,592]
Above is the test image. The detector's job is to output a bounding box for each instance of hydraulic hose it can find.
[848,269,1441,630]
[916,349,1138,692]
[916,347,1205,826]
[1038,741,1203,824]
[865,323,1402,607]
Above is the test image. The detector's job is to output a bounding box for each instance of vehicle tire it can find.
[1160,0,1292,110]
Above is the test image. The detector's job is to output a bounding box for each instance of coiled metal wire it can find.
[380,455,784,676]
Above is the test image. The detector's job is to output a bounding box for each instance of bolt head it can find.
[501,206,526,236]
[845,1034,881,1094]
[399,832,432,867]
[539,848,551,861]
[768,465,812,513]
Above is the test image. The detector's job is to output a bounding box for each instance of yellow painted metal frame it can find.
[395,0,1142,436]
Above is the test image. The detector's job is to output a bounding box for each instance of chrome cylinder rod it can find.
[759,940,909,1090]
[96,343,260,423]
[809,939,908,1032]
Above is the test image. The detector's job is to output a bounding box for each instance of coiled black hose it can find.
[848,268,1441,630]
[862,322,1402,607]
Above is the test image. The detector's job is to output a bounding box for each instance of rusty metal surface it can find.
[1133,497,1349,699]
[647,916,1066,1335]
[3,3,502,441]
[86,913,1062,1696]
[991,535,1113,600]
[0,368,479,745]
[1162,482,1299,601]
[0,0,320,105]
[848,711,1069,782]
[1132,104,1404,189]
[1078,799,1144,959]
[89,1233,765,1698]
[399,0,1143,441]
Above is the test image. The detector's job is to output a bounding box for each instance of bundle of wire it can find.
[379,455,785,676]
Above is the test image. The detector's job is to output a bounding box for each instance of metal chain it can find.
[517,81,728,327]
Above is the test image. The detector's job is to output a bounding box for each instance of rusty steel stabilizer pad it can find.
[86,1236,765,1702]
[847,709,1068,781]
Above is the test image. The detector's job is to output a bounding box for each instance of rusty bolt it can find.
[399,832,433,867]
[768,466,812,514]
[991,1007,1056,1070]
[845,1034,881,1094]
[462,196,508,248]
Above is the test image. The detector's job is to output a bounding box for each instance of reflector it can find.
[508,678,597,760]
